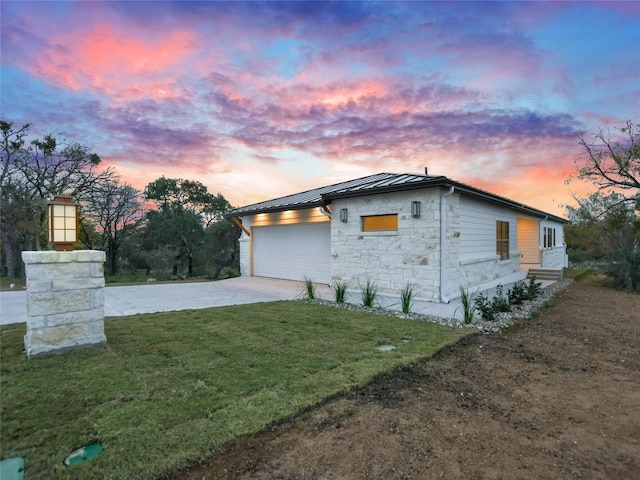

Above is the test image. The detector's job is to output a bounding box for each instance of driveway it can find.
[1,275,507,326]
[0,277,328,326]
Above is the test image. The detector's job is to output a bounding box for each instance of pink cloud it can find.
[23,22,197,100]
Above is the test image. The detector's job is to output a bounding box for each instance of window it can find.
[544,227,556,248]
[496,221,509,260]
[362,214,398,232]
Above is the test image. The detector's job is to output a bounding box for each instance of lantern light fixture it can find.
[340,208,348,223]
[47,195,79,251]
[411,201,421,218]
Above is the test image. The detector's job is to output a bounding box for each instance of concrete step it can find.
[527,268,563,281]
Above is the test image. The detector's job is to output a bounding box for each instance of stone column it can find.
[22,250,107,358]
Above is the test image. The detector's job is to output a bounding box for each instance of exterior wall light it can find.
[340,208,348,222]
[411,201,421,218]
[47,195,79,251]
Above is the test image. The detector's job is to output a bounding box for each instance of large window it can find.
[496,220,509,260]
[362,214,398,232]
[544,227,556,248]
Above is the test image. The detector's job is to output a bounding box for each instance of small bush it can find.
[400,283,416,314]
[332,281,348,304]
[507,281,527,305]
[218,267,239,279]
[526,277,543,299]
[493,285,511,312]
[360,279,378,307]
[474,293,495,321]
[604,244,640,292]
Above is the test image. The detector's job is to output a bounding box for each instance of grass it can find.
[0,301,468,479]
[564,267,596,281]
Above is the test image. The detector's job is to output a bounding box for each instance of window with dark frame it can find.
[496,220,509,260]
[544,227,556,248]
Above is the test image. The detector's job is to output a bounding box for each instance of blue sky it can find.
[1,1,638,213]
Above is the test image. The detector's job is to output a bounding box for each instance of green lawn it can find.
[0,301,469,479]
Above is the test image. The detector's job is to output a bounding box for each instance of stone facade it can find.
[22,250,106,358]
[236,184,567,304]
[330,190,443,301]
[541,245,568,269]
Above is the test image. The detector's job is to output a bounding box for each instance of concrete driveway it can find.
[0,277,329,326]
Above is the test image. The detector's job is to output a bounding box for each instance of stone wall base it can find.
[22,250,107,358]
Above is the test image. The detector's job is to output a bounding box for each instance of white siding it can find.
[459,197,518,262]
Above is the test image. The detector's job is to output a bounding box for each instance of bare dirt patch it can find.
[175,276,640,479]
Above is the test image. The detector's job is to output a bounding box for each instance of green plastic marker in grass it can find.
[64,443,103,466]
[0,457,25,480]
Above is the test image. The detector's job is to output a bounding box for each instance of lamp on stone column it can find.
[47,195,79,251]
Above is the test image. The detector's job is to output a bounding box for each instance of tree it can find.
[83,177,144,275]
[0,120,112,276]
[142,177,233,277]
[577,120,639,212]
[570,120,640,290]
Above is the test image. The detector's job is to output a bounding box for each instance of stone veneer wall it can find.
[330,190,443,301]
[238,235,251,277]
[541,245,568,269]
[22,250,106,358]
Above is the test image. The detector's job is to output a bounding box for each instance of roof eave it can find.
[226,201,325,218]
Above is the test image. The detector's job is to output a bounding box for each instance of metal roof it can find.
[227,172,567,223]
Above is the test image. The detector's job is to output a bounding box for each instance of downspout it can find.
[319,205,332,217]
[440,186,455,303]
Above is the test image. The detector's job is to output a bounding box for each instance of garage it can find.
[252,222,331,284]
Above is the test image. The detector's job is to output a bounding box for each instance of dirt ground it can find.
[176,275,640,480]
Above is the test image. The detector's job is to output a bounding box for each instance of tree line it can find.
[2,118,638,290]
[1,120,240,279]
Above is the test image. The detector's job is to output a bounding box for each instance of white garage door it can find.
[253,222,331,284]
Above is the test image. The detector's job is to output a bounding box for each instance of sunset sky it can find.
[2,1,639,216]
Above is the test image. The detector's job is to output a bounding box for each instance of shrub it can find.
[492,284,511,312]
[360,279,378,307]
[400,283,416,314]
[218,267,239,279]
[332,281,348,304]
[526,277,543,299]
[474,293,495,321]
[604,243,640,292]
[507,281,527,305]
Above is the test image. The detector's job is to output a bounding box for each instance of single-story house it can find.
[227,171,568,303]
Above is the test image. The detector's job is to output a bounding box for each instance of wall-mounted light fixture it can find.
[411,201,421,218]
[340,208,348,223]
[47,195,79,251]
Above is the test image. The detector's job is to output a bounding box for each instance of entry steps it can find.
[527,267,563,281]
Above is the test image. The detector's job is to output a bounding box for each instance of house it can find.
[227,172,568,303]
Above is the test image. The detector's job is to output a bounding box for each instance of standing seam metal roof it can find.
[227,172,567,223]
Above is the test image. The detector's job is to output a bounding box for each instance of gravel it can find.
[301,279,574,334]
